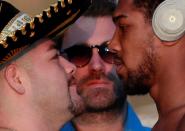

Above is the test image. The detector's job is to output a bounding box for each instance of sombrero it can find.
[0,0,91,68]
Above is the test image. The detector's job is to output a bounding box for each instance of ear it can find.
[4,64,25,94]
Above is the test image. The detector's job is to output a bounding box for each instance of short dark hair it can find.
[58,0,117,47]
[133,0,165,20]
[83,0,117,17]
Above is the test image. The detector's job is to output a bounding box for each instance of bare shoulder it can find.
[177,114,185,131]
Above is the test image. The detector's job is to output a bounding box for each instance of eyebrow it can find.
[112,14,128,24]
[46,41,58,52]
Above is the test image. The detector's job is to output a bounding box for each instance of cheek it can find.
[104,64,115,73]
[69,85,83,102]
[121,36,149,70]
[74,67,89,81]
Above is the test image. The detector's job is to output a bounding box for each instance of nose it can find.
[59,56,76,75]
[88,48,105,72]
[109,28,121,53]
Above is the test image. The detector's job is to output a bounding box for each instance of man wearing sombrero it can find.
[0,0,91,131]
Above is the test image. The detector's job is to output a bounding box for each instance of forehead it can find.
[14,38,55,66]
[33,39,55,51]
[25,38,56,56]
[62,16,115,48]
[116,0,134,13]
[113,0,149,27]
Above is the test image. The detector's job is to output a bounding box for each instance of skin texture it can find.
[109,0,185,130]
[0,39,76,131]
[62,16,126,131]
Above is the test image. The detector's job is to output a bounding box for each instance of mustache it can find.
[77,71,122,88]
[78,72,110,87]
[68,71,124,96]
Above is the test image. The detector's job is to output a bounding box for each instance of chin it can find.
[83,88,118,111]
[87,97,115,109]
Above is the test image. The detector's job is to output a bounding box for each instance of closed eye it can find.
[49,43,61,60]
[50,51,60,60]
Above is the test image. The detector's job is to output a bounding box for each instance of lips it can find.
[86,80,110,87]
[79,79,112,91]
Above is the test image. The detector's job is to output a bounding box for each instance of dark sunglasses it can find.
[60,42,123,67]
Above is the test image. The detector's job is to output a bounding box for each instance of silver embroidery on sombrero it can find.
[0,12,32,46]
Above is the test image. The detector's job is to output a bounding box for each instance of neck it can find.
[0,127,16,131]
[0,104,66,131]
[73,104,126,131]
[150,52,185,116]
[0,112,56,131]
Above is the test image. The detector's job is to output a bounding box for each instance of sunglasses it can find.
[60,42,123,67]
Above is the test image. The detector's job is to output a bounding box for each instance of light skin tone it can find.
[0,38,76,131]
[109,0,185,130]
[62,16,126,131]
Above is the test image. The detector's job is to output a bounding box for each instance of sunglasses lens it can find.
[99,44,114,64]
[65,45,91,67]
[99,44,123,65]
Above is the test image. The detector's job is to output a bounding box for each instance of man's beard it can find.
[123,49,156,95]
[68,93,85,116]
[68,77,86,116]
[76,71,126,113]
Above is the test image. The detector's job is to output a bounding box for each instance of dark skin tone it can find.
[109,0,185,130]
